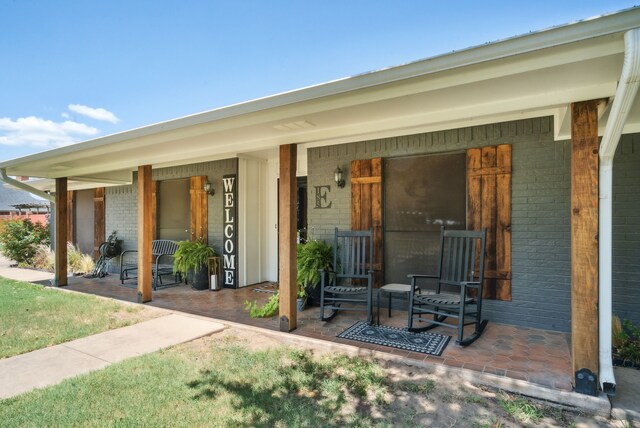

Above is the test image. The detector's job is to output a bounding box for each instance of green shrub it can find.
[614,318,640,366]
[0,219,50,265]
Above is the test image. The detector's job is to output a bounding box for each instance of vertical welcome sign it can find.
[222,174,237,288]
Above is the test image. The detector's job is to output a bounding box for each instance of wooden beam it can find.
[54,178,68,287]
[137,165,154,303]
[278,144,297,332]
[571,100,600,386]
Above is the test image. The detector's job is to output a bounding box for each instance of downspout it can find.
[0,168,55,203]
[598,28,640,396]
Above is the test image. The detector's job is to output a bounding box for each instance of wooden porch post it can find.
[278,144,297,332]
[137,165,153,303]
[54,178,68,287]
[571,100,600,391]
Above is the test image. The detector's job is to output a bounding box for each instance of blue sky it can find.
[0,1,637,162]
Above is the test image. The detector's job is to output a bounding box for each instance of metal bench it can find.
[119,240,180,290]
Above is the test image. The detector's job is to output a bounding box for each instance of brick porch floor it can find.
[62,275,573,392]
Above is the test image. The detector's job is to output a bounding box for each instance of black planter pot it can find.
[305,282,322,307]
[188,265,209,290]
[613,356,640,370]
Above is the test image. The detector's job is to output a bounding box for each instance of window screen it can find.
[384,153,466,283]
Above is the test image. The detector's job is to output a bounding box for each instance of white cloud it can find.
[0,116,99,149]
[68,104,119,124]
[61,112,70,119]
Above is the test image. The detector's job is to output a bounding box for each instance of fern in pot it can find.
[173,240,216,290]
[297,240,334,306]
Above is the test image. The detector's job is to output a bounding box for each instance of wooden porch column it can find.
[571,100,600,389]
[54,178,68,287]
[137,165,154,303]
[278,144,297,332]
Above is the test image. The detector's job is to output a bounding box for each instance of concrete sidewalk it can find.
[0,313,225,399]
[0,255,53,283]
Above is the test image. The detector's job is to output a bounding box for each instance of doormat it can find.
[337,321,450,356]
[252,282,278,294]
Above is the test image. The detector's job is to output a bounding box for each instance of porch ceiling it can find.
[1,8,639,181]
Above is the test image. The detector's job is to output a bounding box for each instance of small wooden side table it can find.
[377,283,415,326]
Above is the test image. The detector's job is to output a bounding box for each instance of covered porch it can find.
[1,9,639,399]
[60,274,573,392]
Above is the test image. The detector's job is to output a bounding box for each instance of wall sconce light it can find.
[334,166,345,188]
[204,180,215,196]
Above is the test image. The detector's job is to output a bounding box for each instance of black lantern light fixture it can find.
[334,166,345,188]
[204,180,215,196]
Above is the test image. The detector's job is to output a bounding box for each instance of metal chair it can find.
[408,227,487,346]
[320,228,374,324]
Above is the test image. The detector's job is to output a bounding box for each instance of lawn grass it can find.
[0,276,156,359]
[0,329,603,427]
[0,335,388,427]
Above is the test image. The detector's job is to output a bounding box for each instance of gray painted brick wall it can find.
[104,158,237,271]
[613,134,640,327]
[308,117,576,331]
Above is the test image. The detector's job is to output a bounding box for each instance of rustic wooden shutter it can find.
[467,144,512,301]
[189,176,208,243]
[93,188,105,259]
[151,181,157,240]
[351,158,383,288]
[67,191,75,245]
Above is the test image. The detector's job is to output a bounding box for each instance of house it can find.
[1,7,639,396]
[0,180,49,224]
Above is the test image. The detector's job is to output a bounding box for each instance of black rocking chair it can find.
[407,227,487,346]
[319,228,374,324]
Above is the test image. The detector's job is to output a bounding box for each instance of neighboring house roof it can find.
[0,185,47,212]
[1,6,639,184]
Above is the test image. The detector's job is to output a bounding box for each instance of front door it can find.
[157,178,190,241]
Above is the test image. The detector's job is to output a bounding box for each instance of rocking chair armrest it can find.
[460,281,481,289]
[407,273,439,279]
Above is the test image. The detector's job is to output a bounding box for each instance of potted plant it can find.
[173,240,216,290]
[297,240,334,306]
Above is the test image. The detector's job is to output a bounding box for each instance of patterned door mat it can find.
[252,282,279,294]
[337,321,450,356]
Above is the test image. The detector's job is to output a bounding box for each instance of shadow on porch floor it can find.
[62,275,573,392]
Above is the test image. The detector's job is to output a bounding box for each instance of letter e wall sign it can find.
[222,174,237,288]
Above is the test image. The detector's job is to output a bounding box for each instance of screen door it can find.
[384,152,466,284]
